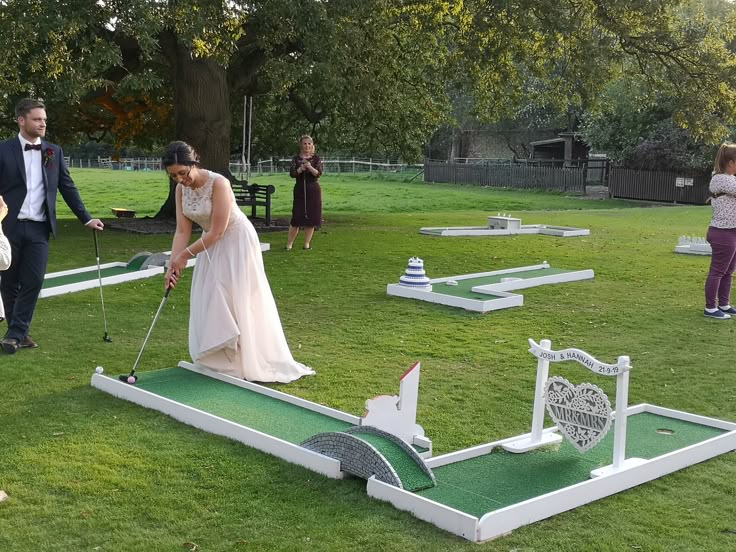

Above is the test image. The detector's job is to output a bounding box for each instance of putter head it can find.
[103,334,113,343]
[119,374,138,384]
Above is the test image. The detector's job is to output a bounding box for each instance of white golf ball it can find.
[95,366,104,374]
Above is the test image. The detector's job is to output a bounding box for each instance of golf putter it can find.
[93,231,112,342]
[120,287,172,384]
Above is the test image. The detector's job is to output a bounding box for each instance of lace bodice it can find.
[181,171,244,232]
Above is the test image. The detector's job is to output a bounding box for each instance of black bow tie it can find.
[24,143,42,151]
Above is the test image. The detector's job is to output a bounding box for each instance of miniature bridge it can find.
[301,426,436,491]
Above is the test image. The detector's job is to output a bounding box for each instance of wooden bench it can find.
[231,181,276,226]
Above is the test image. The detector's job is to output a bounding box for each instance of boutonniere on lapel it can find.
[43,147,55,168]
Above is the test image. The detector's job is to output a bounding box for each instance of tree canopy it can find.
[1,0,735,183]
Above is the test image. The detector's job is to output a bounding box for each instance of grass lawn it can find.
[1,169,735,551]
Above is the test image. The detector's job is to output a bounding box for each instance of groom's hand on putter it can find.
[85,218,104,231]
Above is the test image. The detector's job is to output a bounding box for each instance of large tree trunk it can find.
[155,40,233,219]
[448,127,462,163]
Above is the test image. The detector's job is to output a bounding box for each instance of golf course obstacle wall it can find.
[674,236,711,256]
[387,260,595,312]
[503,339,645,477]
[420,214,590,237]
[362,362,428,449]
[301,426,435,491]
[91,340,736,543]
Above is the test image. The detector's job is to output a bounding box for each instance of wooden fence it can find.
[609,168,710,204]
[424,160,586,193]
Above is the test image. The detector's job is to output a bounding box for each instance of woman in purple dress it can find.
[286,135,323,250]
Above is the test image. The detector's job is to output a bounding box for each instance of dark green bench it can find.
[232,182,276,226]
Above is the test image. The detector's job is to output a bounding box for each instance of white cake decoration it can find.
[399,257,432,291]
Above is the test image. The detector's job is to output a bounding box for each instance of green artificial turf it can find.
[417,412,727,517]
[134,368,433,491]
[134,368,351,443]
[42,265,135,288]
[126,366,726,514]
[349,432,435,492]
[428,267,576,299]
[125,253,151,271]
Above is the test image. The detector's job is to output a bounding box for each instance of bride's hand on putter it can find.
[165,267,180,289]
[0,196,7,222]
[166,251,189,288]
[171,251,189,273]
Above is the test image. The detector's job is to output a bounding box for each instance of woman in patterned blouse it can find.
[704,143,736,319]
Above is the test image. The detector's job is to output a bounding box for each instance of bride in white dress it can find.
[163,141,314,383]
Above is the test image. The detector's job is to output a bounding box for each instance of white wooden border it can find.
[413,435,433,458]
[538,226,590,237]
[476,419,736,541]
[637,403,736,430]
[178,361,361,424]
[90,372,345,478]
[674,244,711,256]
[386,283,522,312]
[40,263,165,298]
[471,269,594,294]
[366,477,479,540]
[427,263,550,283]
[366,403,736,542]
[420,225,590,238]
[427,426,563,468]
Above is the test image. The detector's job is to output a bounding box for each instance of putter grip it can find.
[93,230,100,257]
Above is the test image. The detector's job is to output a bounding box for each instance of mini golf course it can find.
[420,214,590,238]
[92,341,736,542]
[387,262,595,312]
[40,244,270,298]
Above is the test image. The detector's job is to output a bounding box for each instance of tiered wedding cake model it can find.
[399,257,432,291]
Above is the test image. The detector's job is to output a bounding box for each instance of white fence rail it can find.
[66,156,421,176]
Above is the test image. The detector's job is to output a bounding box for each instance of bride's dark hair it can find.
[162,141,201,167]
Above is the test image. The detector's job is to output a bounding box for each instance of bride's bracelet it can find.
[186,246,195,257]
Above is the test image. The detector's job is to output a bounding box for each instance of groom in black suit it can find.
[0,98,104,353]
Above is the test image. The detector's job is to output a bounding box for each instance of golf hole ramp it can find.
[301,426,436,491]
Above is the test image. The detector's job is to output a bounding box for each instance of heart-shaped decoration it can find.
[544,376,612,453]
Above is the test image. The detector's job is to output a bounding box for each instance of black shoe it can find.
[20,336,38,349]
[1,338,19,354]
